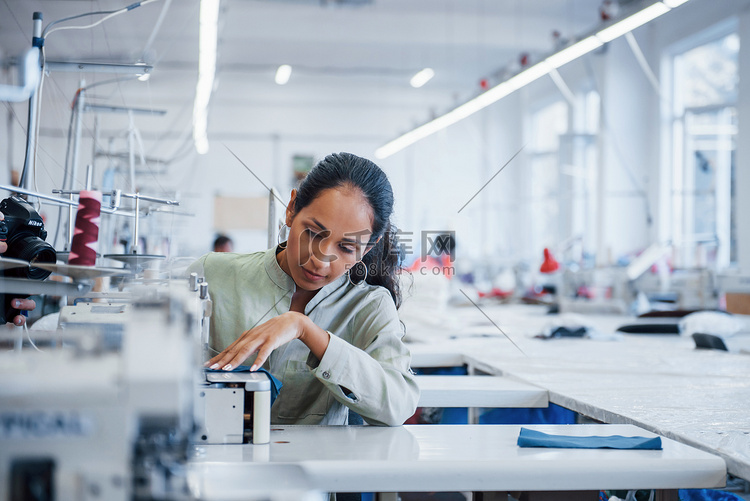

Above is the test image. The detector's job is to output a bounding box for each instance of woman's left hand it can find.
[204,311,307,372]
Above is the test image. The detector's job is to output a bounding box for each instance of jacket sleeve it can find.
[306,292,420,426]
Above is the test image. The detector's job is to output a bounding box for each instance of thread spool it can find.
[68,190,102,266]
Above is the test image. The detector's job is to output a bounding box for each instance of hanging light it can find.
[275,64,292,85]
[193,0,220,155]
[410,68,435,88]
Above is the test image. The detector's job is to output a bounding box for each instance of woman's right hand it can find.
[204,311,309,372]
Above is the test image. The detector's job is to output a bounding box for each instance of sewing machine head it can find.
[196,371,272,445]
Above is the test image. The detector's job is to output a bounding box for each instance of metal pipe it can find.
[91,115,98,184]
[268,188,277,249]
[120,192,179,205]
[44,61,153,75]
[85,164,93,190]
[68,80,85,190]
[6,109,13,172]
[66,193,75,251]
[1,184,76,206]
[19,13,43,190]
[132,194,140,254]
[128,113,136,191]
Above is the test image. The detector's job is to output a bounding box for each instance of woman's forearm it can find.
[298,314,331,361]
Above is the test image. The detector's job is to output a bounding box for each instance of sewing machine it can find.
[196,371,271,445]
[0,280,204,501]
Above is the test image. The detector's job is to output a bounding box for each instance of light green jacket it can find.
[189,247,420,426]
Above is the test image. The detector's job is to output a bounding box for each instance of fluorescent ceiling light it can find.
[275,64,292,85]
[375,62,551,159]
[504,61,551,91]
[546,36,603,69]
[193,0,220,155]
[410,68,435,88]
[596,2,670,43]
[376,0,685,159]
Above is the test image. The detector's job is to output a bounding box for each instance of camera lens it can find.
[12,236,56,280]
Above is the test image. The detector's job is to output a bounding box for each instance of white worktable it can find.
[415,374,548,408]
[188,424,726,497]
[402,303,750,482]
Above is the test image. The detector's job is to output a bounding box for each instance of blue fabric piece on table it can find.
[678,489,744,501]
[517,427,663,449]
[206,366,282,405]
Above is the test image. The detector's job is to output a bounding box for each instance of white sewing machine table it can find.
[415,374,548,408]
[187,423,725,499]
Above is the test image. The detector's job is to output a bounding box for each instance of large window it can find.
[670,30,738,269]
[560,90,600,264]
[527,91,599,266]
[528,100,568,259]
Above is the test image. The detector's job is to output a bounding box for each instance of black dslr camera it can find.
[0,196,56,324]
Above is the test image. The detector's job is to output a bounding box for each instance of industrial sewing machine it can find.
[0,279,205,501]
[0,258,280,500]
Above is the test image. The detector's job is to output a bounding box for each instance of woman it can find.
[192,152,419,426]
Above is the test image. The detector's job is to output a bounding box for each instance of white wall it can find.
[738,7,750,274]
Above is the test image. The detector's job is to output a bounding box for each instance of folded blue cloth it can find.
[206,366,282,405]
[517,427,662,450]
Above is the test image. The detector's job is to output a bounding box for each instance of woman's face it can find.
[282,186,375,291]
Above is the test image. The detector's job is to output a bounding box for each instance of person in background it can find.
[191,152,419,426]
[213,234,234,253]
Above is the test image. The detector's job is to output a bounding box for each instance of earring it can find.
[347,261,368,286]
[277,224,289,248]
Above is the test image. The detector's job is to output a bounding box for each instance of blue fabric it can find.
[678,489,744,501]
[414,367,576,425]
[517,427,662,450]
[480,403,577,425]
[206,366,282,405]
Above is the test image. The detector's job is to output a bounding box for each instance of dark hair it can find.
[213,234,232,250]
[294,152,402,308]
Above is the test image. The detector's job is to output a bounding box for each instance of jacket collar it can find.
[264,245,348,313]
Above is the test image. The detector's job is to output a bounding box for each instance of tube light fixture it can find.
[193,0,220,155]
[546,36,603,69]
[275,64,292,85]
[375,0,689,160]
[410,68,435,88]
[375,62,552,159]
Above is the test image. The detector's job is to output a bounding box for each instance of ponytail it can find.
[349,223,402,309]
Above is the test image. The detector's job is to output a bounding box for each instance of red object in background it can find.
[477,288,513,299]
[479,78,490,90]
[405,254,454,279]
[599,0,617,21]
[540,247,559,273]
[519,53,530,67]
